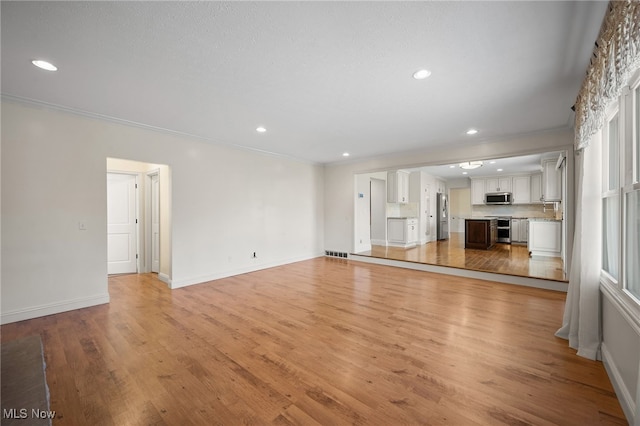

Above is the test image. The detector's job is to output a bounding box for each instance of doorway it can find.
[449,188,471,233]
[106,158,171,282]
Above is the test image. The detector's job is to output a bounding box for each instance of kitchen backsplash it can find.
[387,202,419,218]
[472,203,561,219]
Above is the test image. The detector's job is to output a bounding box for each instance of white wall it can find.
[325,129,575,253]
[1,100,325,323]
[447,178,471,189]
[602,295,640,423]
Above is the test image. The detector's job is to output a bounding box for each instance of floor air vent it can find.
[325,250,348,259]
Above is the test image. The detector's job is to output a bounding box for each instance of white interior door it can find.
[107,173,137,274]
[150,173,160,273]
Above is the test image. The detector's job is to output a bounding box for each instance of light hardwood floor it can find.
[1,258,623,425]
[357,232,567,282]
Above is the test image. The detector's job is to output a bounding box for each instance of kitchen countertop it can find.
[528,218,562,221]
[387,217,417,220]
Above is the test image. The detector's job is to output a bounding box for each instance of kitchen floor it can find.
[357,232,567,282]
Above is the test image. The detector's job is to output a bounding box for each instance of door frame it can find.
[106,171,141,274]
[145,169,160,273]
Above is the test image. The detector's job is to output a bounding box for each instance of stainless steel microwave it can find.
[485,192,513,205]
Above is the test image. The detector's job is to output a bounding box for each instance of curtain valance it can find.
[574,0,640,150]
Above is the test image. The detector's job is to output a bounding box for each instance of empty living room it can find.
[2,1,639,425]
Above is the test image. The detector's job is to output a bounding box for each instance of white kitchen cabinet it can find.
[387,171,410,203]
[471,179,485,205]
[528,220,561,257]
[387,218,418,247]
[512,176,531,204]
[542,159,561,202]
[511,218,529,244]
[530,173,543,204]
[485,177,512,193]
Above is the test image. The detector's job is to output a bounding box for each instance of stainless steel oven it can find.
[496,217,511,243]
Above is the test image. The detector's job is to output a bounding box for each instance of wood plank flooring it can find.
[1,258,624,425]
[357,232,567,282]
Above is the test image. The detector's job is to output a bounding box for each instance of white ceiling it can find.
[1,1,606,164]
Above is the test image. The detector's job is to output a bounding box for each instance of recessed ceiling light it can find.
[497,168,503,172]
[449,165,455,168]
[490,161,496,164]
[31,59,57,71]
[256,126,266,133]
[412,69,431,80]
[466,129,478,135]
[462,172,468,175]
[342,152,350,157]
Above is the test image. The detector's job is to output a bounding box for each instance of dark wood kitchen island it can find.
[465,218,497,250]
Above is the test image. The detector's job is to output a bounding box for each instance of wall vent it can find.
[324,250,348,259]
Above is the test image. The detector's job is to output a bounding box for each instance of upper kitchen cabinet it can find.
[387,170,410,203]
[530,173,543,204]
[512,175,531,204]
[542,158,562,201]
[471,179,485,205]
[485,177,512,193]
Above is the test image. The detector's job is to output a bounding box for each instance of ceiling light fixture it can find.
[459,161,483,170]
[256,126,266,133]
[412,69,431,80]
[462,172,468,175]
[466,128,478,135]
[31,59,57,71]
[342,152,350,157]
[497,168,503,172]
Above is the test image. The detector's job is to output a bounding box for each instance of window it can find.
[602,108,620,281]
[608,113,620,190]
[624,190,640,299]
[623,74,640,300]
[602,69,640,303]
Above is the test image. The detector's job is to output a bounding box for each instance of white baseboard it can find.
[601,343,636,425]
[370,239,387,246]
[170,252,325,289]
[1,293,110,325]
[386,241,417,249]
[158,273,171,287]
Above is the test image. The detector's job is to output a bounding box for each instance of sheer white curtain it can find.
[556,132,602,360]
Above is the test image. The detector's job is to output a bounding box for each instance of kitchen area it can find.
[353,151,569,281]
[464,154,564,258]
